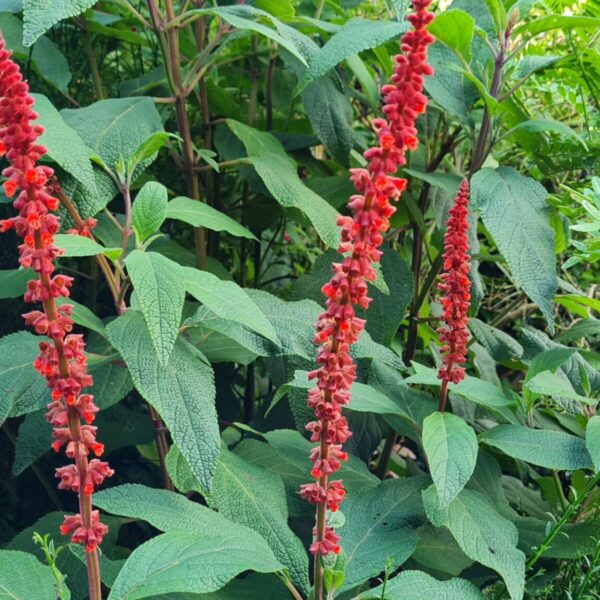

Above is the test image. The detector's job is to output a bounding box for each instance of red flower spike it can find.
[437,179,472,385]
[300,0,435,561]
[0,35,111,561]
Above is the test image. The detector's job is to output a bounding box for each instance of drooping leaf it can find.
[295,18,409,94]
[107,531,283,600]
[526,370,592,404]
[339,477,427,591]
[585,416,600,472]
[481,425,592,470]
[0,550,60,600]
[22,0,96,45]
[107,311,220,493]
[125,251,185,365]
[0,268,35,299]
[131,182,168,243]
[182,267,279,345]
[422,412,478,508]
[469,318,523,362]
[166,196,256,240]
[55,297,106,337]
[361,569,485,600]
[471,167,557,331]
[423,488,525,600]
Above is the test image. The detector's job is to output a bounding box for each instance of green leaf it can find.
[526,370,592,404]
[54,233,121,259]
[62,97,163,174]
[0,331,49,424]
[502,119,588,149]
[423,489,525,600]
[132,182,168,243]
[125,251,185,365]
[295,18,409,95]
[585,416,600,472]
[481,425,592,470]
[469,318,523,362]
[0,550,58,599]
[423,412,478,508]
[226,120,340,247]
[0,268,35,299]
[55,297,107,337]
[127,131,178,176]
[515,15,600,36]
[207,446,310,593]
[166,196,256,240]
[22,0,95,45]
[339,477,427,591]
[106,311,220,493]
[471,167,557,332]
[428,9,475,62]
[255,0,294,18]
[182,267,279,344]
[410,526,473,577]
[107,531,283,600]
[33,94,98,197]
[0,13,71,91]
[361,570,485,600]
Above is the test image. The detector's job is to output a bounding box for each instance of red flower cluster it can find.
[299,0,435,560]
[0,37,112,553]
[437,179,471,385]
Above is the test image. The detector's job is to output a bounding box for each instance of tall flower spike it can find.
[437,179,471,410]
[0,36,111,600]
[299,1,435,596]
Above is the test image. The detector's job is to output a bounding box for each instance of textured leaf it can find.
[166,196,256,240]
[423,488,525,600]
[132,182,168,243]
[0,550,58,600]
[361,570,484,600]
[107,311,220,493]
[471,167,557,331]
[22,0,95,45]
[55,233,121,259]
[482,425,592,470]
[56,297,106,337]
[557,318,600,344]
[504,119,587,149]
[0,331,48,423]
[0,268,35,299]
[107,531,283,600]
[227,120,339,247]
[410,526,473,577]
[340,477,427,591]
[526,370,592,404]
[515,14,600,36]
[423,412,478,508]
[469,318,523,361]
[296,18,409,94]
[33,94,97,196]
[585,416,600,472]
[0,13,71,91]
[62,97,163,173]
[207,446,310,593]
[125,251,185,365]
[428,9,474,62]
[183,267,279,345]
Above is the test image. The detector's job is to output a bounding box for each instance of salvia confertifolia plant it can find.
[0,1,599,600]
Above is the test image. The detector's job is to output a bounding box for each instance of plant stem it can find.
[315,0,326,19]
[438,377,450,412]
[375,427,396,478]
[80,19,104,100]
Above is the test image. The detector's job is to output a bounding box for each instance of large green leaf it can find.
[107,531,283,600]
[295,18,409,94]
[62,97,163,173]
[361,570,485,600]
[125,251,185,365]
[423,412,478,508]
[586,416,600,472]
[340,477,427,591]
[481,425,592,470]
[469,318,523,362]
[0,268,35,300]
[227,120,340,247]
[182,267,279,345]
[132,182,168,243]
[428,9,474,62]
[107,311,220,493]
[471,167,557,331]
[0,12,71,91]
[515,14,600,36]
[526,370,592,405]
[33,94,98,197]
[0,550,60,600]
[207,446,310,593]
[0,331,49,424]
[22,0,95,45]
[166,196,256,240]
[423,488,525,600]
[55,233,121,259]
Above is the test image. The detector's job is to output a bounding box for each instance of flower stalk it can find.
[299,2,435,598]
[0,37,111,600]
[437,179,471,411]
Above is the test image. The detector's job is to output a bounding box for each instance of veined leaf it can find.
[22,0,95,45]
[55,233,121,259]
[131,182,168,243]
[502,119,588,149]
[585,416,600,472]
[428,9,475,63]
[0,550,59,600]
[0,268,35,300]
[515,15,600,36]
